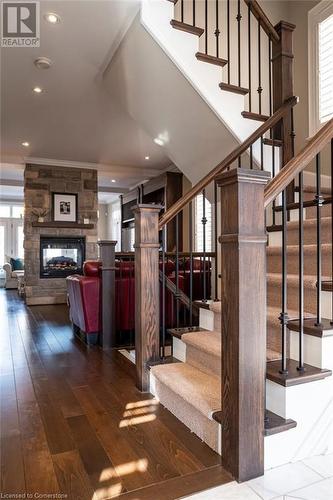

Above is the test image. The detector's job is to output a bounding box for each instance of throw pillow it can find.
[10,258,24,271]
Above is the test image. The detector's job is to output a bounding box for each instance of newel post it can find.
[216,169,270,482]
[272,20,296,203]
[98,240,117,349]
[133,204,162,392]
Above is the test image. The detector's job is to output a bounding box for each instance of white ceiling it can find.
[0,0,172,192]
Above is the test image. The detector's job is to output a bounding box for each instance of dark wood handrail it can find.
[159,96,298,229]
[264,118,333,207]
[243,0,280,43]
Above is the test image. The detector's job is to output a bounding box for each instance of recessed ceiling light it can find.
[34,57,52,70]
[111,179,116,183]
[33,86,43,93]
[21,141,30,147]
[154,138,164,146]
[145,156,150,160]
[44,13,61,24]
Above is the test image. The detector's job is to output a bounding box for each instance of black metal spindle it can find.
[257,20,262,115]
[227,0,230,84]
[181,0,184,23]
[248,3,252,112]
[315,153,323,326]
[189,201,193,326]
[250,145,253,169]
[192,0,195,26]
[237,0,242,87]
[297,171,304,371]
[272,131,276,225]
[162,226,166,358]
[215,0,220,58]
[279,188,289,374]
[205,0,208,54]
[176,215,180,327]
[214,181,218,301]
[260,136,264,170]
[202,190,207,302]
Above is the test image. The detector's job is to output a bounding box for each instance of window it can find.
[309,2,333,135]
[194,193,212,252]
[0,204,24,218]
[12,206,24,219]
[0,205,10,218]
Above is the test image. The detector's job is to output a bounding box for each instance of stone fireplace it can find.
[24,164,98,305]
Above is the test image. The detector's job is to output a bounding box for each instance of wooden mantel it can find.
[32,221,94,229]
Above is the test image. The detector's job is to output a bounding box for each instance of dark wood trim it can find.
[168,326,208,339]
[133,204,163,391]
[263,138,283,147]
[219,83,249,95]
[147,357,181,370]
[288,317,333,338]
[241,111,269,122]
[159,96,298,229]
[243,0,280,43]
[97,240,117,349]
[264,119,333,207]
[266,359,332,387]
[170,19,204,37]
[272,20,296,204]
[216,168,270,482]
[322,280,333,292]
[264,410,297,436]
[118,465,232,500]
[196,52,228,67]
[32,222,94,229]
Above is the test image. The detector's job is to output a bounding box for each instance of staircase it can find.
[125,0,333,485]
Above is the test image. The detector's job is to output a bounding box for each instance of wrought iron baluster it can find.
[193,0,196,26]
[181,0,184,23]
[237,0,242,87]
[215,0,220,58]
[258,20,262,115]
[279,187,289,375]
[227,0,230,84]
[248,3,252,112]
[297,171,304,371]
[269,35,272,118]
[202,189,207,302]
[176,214,180,327]
[315,153,323,326]
[189,201,193,326]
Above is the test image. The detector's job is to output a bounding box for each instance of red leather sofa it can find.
[66,258,211,346]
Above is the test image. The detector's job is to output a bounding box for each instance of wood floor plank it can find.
[66,414,124,494]
[33,377,76,454]
[52,450,95,500]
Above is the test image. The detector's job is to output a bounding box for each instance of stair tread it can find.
[267,272,331,289]
[267,216,332,233]
[151,362,221,419]
[267,358,332,387]
[196,52,228,67]
[264,410,297,436]
[295,185,331,195]
[170,19,204,37]
[267,243,332,254]
[262,138,283,147]
[182,330,221,357]
[219,82,249,95]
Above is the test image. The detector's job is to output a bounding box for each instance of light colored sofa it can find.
[3,258,24,289]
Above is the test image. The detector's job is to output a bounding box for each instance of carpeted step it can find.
[267,273,331,314]
[284,217,332,245]
[267,243,332,276]
[182,330,221,377]
[209,301,221,331]
[150,363,221,452]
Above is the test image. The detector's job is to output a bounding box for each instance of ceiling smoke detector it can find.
[34,57,52,70]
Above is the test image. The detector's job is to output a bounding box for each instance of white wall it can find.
[97,203,108,241]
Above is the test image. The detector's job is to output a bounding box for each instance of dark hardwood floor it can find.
[0,290,230,499]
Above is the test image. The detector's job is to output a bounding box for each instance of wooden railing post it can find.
[272,20,296,203]
[133,204,162,392]
[216,168,270,482]
[98,240,117,349]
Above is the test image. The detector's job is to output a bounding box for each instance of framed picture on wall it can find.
[52,193,78,222]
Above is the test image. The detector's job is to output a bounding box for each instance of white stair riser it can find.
[290,331,333,370]
[265,377,333,469]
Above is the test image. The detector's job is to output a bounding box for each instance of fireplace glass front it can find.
[40,236,85,278]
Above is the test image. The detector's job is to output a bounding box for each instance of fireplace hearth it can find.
[40,236,85,278]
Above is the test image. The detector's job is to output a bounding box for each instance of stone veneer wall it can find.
[24,164,98,305]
